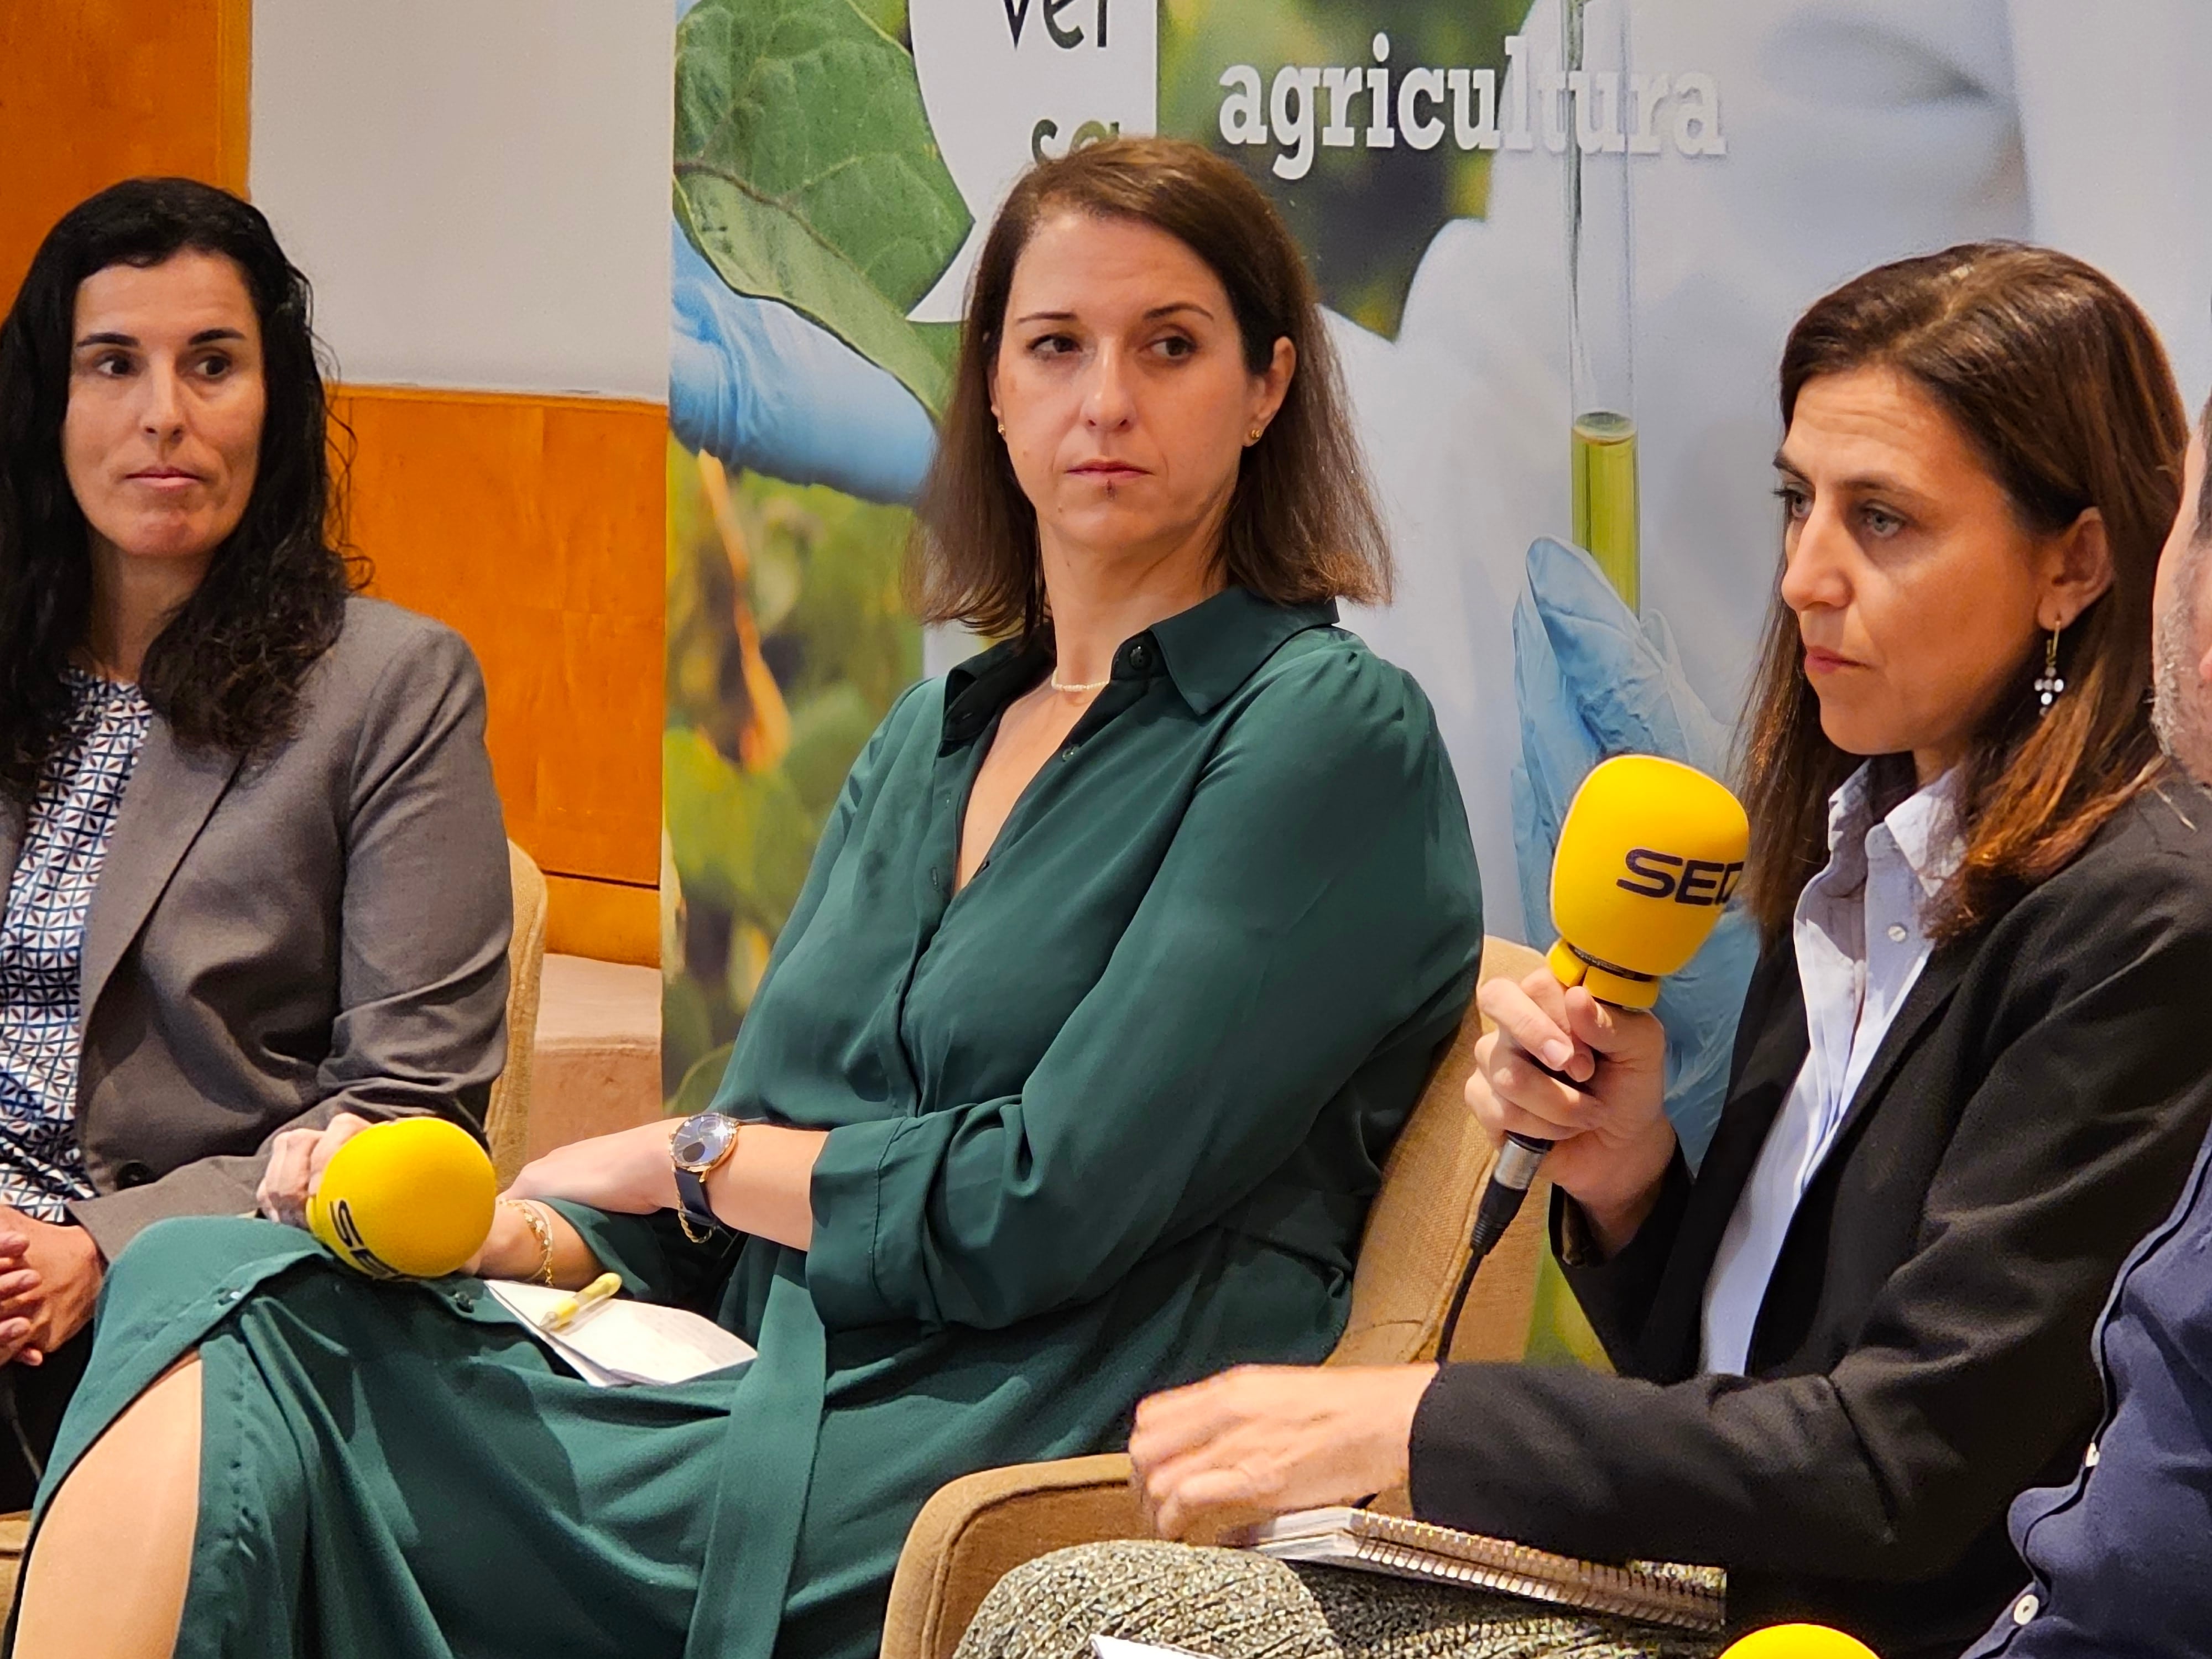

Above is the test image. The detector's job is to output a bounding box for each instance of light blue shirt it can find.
[1700,764,1963,1376]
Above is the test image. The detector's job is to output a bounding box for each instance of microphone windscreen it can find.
[1548,754,1750,1006]
[1719,1626,1880,1659]
[306,1117,497,1280]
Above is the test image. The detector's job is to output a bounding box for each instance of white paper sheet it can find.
[486,1280,755,1387]
[1089,1638,1206,1659]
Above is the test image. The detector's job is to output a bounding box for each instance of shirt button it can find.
[1126,642,1152,670]
[1886,924,1908,943]
[2013,1593,2039,1626]
[452,1289,477,1312]
[1060,745,1078,761]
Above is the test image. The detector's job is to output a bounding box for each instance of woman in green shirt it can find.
[15,138,1483,1659]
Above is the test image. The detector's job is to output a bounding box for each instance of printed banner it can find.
[660,0,2212,1138]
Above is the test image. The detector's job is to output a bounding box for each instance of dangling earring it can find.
[2035,624,2067,713]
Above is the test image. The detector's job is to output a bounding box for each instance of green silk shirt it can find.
[625,586,1486,1655]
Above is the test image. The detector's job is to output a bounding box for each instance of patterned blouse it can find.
[0,672,154,1220]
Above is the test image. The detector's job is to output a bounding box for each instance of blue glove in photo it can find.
[1511,536,1758,1165]
[669,222,938,505]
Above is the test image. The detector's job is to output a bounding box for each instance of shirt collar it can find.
[939,587,1339,745]
[1823,761,1965,900]
[1147,587,1338,714]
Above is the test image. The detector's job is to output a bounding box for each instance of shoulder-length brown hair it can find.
[909,136,1389,638]
[1740,242,2185,946]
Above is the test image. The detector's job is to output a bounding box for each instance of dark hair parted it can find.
[909,136,1390,638]
[0,176,357,805]
[1739,242,2185,946]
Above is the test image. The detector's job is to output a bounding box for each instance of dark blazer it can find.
[0,598,512,1262]
[1407,780,2212,1659]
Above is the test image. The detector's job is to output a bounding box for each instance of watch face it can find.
[672,1112,738,1171]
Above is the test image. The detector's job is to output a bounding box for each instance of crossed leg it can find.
[14,1354,201,1658]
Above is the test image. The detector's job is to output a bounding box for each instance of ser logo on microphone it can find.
[327,1198,404,1281]
[1618,848,1744,907]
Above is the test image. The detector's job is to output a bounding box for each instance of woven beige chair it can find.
[878,935,1552,1659]
[0,838,553,1611]
[486,839,550,1186]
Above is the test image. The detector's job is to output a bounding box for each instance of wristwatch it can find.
[670,1111,741,1242]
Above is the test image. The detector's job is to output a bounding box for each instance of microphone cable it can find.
[0,1369,43,1486]
[1436,1016,1614,1361]
[1433,1130,1551,1363]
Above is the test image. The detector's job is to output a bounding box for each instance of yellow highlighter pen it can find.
[539,1271,622,1333]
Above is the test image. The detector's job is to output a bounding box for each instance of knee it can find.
[46,1348,202,1500]
[107,1215,299,1296]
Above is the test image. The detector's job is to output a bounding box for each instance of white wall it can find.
[251,0,671,401]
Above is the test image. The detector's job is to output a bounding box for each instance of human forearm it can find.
[1554,1150,1693,1369]
[1131,1364,1439,1539]
[1408,1361,1901,1574]
[1572,1124,1679,1259]
[504,1118,825,1254]
[326,624,512,1133]
[479,1200,604,1290]
[701,1123,826,1251]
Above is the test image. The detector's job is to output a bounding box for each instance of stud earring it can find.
[2035,624,2067,712]
[1246,426,1263,444]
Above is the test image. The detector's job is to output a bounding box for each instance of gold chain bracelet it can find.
[500,1198,556,1285]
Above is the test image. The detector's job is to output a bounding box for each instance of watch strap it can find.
[674,1162,723,1240]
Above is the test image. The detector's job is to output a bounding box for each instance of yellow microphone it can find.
[1438,755,1749,1359]
[1720,1625,1880,1658]
[1545,754,1752,1008]
[306,1117,497,1280]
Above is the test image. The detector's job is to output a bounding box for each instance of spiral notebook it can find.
[1237,1507,1726,1634]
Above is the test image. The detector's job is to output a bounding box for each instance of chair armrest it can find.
[883,1454,1144,1659]
[0,1508,29,1623]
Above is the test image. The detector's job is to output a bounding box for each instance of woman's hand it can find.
[0,1209,105,1366]
[1467,967,1675,1256]
[505,1120,681,1215]
[1129,1364,1438,1540]
[257,1112,377,1229]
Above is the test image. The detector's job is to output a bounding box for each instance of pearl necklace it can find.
[1050,672,1109,694]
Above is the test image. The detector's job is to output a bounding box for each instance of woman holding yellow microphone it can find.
[962,246,2212,1659]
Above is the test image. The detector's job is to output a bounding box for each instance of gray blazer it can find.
[0,598,512,1259]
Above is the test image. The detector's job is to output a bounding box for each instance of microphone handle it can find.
[1435,988,1628,1361]
[1469,1131,1552,1259]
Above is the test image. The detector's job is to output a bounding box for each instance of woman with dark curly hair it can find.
[0,177,510,1506]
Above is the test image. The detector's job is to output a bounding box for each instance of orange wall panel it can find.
[542,874,661,967]
[0,0,251,306]
[0,6,669,966]
[335,387,665,950]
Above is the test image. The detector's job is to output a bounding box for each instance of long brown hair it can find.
[909,136,1389,639]
[1740,243,2185,945]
